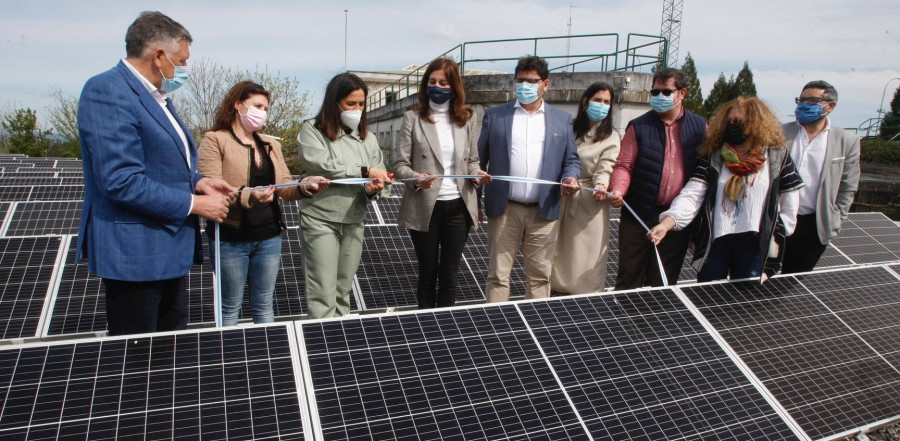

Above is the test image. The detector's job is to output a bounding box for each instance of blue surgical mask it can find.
[649,94,675,113]
[515,82,541,105]
[586,101,610,122]
[427,85,452,105]
[795,102,824,124]
[159,52,190,93]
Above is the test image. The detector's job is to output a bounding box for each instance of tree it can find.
[732,61,757,98]
[46,88,81,158]
[1,108,53,157]
[680,52,704,118]
[880,86,900,140]
[703,73,734,118]
[173,58,312,173]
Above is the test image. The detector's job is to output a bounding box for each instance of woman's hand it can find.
[368,167,390,181]
[365,178,386,196]
[592,184,607,201]
[647,216,676,245]
[414,173,437,190]
[474,170,492,186]
[301,176,330,197]
[249,186,276,203]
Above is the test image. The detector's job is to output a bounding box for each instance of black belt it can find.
[509,200,539,207]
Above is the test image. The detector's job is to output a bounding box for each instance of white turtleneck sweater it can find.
[430,100,461,200]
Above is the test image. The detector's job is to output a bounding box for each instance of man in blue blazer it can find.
[77,11,234,336]
[478,56,581,302]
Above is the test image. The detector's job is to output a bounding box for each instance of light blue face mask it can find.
[649,94,675,113]
[586,101,610,121]
[515,82,541,105]
[159,52,190,93]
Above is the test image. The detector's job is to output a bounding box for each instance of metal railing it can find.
[366,33,668,110]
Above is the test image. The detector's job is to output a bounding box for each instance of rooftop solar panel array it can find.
[0,236,62,340]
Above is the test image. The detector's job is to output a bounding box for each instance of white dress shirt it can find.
[790,118,830,215]
[508,100,546,203]
[430,101,461,201]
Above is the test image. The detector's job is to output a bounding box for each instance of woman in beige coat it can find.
[198,81,326,325]
[551,82,621,294]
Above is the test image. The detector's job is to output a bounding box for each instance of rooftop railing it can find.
[366,33,667,110]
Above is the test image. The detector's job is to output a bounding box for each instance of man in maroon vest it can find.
[607,69,707,290]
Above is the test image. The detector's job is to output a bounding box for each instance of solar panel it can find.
[374,196,401,225]
[0,187,33,202]
[355,225,419,309]
[1,201,81,237]
[0,325,309,439]
[0,177,65,186]
[679,268,900,440]
[813,244,855,269]
[829,213,900,264]
[46,236,105,337]
[29,185,84,201]
[298,291,804,440]
[0,236,62,340]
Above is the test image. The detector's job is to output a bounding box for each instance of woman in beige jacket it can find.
[551,82,621,294]
[198,81,326,326]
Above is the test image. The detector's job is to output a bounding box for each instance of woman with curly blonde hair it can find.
[647,96,804,282]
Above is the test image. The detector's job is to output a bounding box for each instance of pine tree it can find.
[880,86,900,140]
[732,61,758,97]
[680,53,705,118]
[703,73,732,118]
[1,108,52,157]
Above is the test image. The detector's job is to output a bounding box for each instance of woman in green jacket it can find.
[298,73,391,318]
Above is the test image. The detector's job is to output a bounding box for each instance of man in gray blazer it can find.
[478,56,581,302]
[782,80,861,273]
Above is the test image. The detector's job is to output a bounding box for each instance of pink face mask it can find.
[239,103,267,132]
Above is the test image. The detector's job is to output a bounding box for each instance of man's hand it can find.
[561,177,579,196]
[474,170,492,186]
[592,184,608,201]
[191,194,230,223]
[196,177,237,203]
[606,190,625,208]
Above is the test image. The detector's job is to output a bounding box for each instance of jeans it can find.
[209,235,281,326]
[697,232,762,282]
[408,198,471,308]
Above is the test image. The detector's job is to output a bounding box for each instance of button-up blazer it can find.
[393,110,483,231]
[783,121,861,244]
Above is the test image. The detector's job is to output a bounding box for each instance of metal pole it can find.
[565,3,576,68]
[343,9,349,71]
[878,77,900,122]
[214,222,222,327]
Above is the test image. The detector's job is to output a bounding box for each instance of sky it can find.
[1,0,898,132]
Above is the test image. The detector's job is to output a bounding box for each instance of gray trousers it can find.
[300,212,364,318]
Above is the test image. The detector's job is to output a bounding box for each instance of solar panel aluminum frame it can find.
[0,202,16,237]
[30,235,70,341]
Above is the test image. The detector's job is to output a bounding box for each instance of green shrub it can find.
[860,138,900,166]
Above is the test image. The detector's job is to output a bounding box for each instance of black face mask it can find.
[723,122,747,146]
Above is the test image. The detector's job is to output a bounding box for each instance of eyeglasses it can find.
[650,88,680,96]
[514,78,543,84]
[795,96,834,105]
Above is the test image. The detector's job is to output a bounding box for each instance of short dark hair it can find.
[314,73,369,141]
[573,82,616,143]
[652,68,687,90]
[125,11,192,58]
[210,81,271,133]
[802,80,838,102]
[514,56,549,81]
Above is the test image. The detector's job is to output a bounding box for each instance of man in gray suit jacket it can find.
[478,56,581,302]
[782,80,860,273]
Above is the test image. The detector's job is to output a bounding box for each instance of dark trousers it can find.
[103,277,188,336]
[408,198,471,308]
[782,213,828,273]
[615,208,691,290]
[697,232,762,282]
